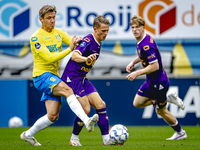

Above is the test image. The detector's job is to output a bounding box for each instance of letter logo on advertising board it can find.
[0,0,30,38]
[138,0,176,35]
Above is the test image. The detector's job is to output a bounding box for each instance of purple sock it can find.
[96,108,109,135]
[171,122,181,132]
[72,116,84,135]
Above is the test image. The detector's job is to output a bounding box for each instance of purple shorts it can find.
[137,81,169,109]
[65,77,97,97]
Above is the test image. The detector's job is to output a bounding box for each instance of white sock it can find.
[67,94,89,125]
[71,133,79,140]
[102,134,109,144]
[171,120,178,126]
[25,114,53,138]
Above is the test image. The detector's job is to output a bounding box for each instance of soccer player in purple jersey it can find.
[126,15,187,140]
[61,16,116,146]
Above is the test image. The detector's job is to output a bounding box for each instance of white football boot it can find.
[103,138,124,146]
[166,130,187,140]
[69,139,82,146]
[20,132,41,146]
[86,114,99,132]
[168,93,185,110]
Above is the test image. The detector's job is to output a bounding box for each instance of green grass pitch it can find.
[0,126,200,150]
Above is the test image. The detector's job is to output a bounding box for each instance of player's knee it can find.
[61,84,74,97]
[156,108,164,116]
[96,101,106,109]
[64,86,74,95]
[48,113,59,122]
[133,101,141,108]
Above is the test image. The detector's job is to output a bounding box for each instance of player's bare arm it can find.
[126,61,159,81]
[126,56,140,73]
[71,51,98,63]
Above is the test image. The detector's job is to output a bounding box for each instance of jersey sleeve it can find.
[142,44,158,64]
[59,29,72,46]
[74,37,91,55]
[30,36,72,63]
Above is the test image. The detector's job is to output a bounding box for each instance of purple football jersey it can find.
[62,34,101,81]
[137,34,169,91]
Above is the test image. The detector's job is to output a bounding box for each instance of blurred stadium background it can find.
[0,0,200,127]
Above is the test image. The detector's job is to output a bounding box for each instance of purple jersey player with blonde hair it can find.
[62,16,116,146]
[126,15,187,140]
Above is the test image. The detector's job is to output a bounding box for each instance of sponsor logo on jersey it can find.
[55,34,61,41]
[50,77,56,82]
[80,42,86,47]
[35,43,41,49]
[31,37,38,42]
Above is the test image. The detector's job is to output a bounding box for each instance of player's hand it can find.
[126,61,134,73]
[87,53,99,61]
[75,37,83,46]
[70,35,78,50]
[126,72,138,81]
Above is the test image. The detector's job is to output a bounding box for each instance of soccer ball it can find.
[109,124,129,144]
[8,116,23,128]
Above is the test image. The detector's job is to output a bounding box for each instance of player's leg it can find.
[156,107,187,140]
[81,79,110,145]
[133,82,152,108]
[70,96,91,146]
[53,80,98,132]
[133,94,152,108]
[88,92,112,145]
[155,87,187,140]
[20,99,60,146]
[20,73,61,146]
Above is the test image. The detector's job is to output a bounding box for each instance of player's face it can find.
[94,24,109,43]
[131,24,144,41]
[40,12,56,32]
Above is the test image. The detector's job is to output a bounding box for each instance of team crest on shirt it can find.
[80,42,86,47]
[35,43,41,49]
[55,34,61,41]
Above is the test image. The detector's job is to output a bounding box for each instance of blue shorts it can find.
[33,72,62,103]
[137,81,169,109]
[64,77,97,97]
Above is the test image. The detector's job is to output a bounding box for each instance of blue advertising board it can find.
[27,78,200,126]
[0,78,199,127]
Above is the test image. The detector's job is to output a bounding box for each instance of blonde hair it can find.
[39,5,57,18]
[93,16,110,28]
[130,15,145,27]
